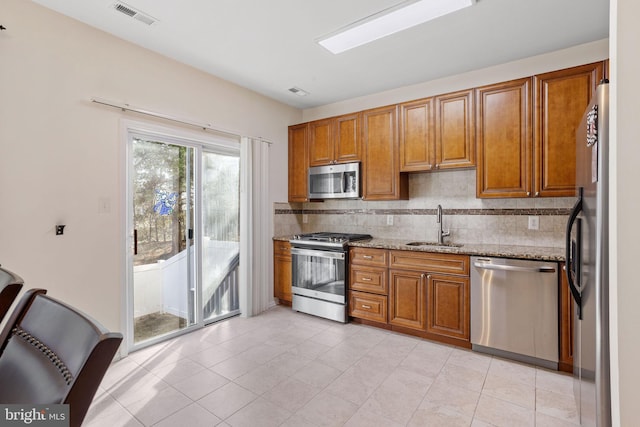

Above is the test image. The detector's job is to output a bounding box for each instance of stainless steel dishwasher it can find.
[470,256,559,369]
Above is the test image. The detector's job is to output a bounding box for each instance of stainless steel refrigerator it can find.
[565,80,610,426]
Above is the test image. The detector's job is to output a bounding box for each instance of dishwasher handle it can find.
[473,261,556,273]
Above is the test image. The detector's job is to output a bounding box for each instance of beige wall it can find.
[0,0,301,337]
[610,0,640,425]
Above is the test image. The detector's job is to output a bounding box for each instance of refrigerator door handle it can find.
[565,187,583,319]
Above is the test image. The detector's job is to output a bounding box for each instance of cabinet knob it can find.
[526,191,531,196]
[361,304,371,309]
[435,164,440,169]
[361,277,372,282]
[534,191,540,197]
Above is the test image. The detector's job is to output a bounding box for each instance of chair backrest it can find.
[0,289,122,427]
[0,266,24,324]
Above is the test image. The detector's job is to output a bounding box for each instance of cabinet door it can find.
[534,62,603,197]
[350,265,388,295]
[350,247,388,268]
[435,89,475,170]
[349,291,387,324]
[389,251,468,276]
[334,113,361,163]
[389,269,427,331]
[426,274,469,340]
[362,105,408,200]
[288,123,309,202]
[399,98,435,172]
[309,119,334,167]
[476,78,532,198]
[273,241,292,304]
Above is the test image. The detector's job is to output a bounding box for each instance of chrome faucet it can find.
[436,204,450,245]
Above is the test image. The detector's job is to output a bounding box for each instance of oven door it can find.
[290,247,346,304]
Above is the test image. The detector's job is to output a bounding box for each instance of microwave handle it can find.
[341,172,346,193]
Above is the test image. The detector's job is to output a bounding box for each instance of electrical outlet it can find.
[387,215,394,226]
[528,216,539,230]
[302,214,308,224]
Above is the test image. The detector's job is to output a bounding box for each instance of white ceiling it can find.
[31,0,609,109]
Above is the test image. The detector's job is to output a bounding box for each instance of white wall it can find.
[609,1,640,425]
[0,0,301,336]
[302,39,609,122]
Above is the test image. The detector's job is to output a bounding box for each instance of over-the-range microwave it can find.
[308,162,361,200]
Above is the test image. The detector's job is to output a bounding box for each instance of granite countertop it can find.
[273,236,565,262]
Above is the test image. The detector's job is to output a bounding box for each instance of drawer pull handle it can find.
[361,305,371,309]
[361,277,372,281]
[362,255,374,260]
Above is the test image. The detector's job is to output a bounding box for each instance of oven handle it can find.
[290,247,345,260]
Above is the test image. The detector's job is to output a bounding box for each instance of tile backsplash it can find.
[274,169,574,248]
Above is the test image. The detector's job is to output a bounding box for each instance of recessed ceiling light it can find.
[288,87,310,97]
[318,0,475,54]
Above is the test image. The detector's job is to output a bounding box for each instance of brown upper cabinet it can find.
[308,113,361,167]
[361,105,409,200]
[477,62,604,198]
[288,123,309,202]
[533,62,604,197]
[399,89,475,172]
[399,98,435,171]
[476,77,532,198]
[435,89,475,170]
[288,61,607,201]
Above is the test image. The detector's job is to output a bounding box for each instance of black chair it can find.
[0,289,123,427]
[0,266,24,324]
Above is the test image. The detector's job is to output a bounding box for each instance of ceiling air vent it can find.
[112,2,157,25]
[288,87,310,97]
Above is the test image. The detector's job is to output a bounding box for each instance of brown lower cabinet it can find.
[389,269,427,330]
[349,247,470,348]
[273,240,292,305]
[426,273,469,340]
[349,291,387,324]
[348,247,388,324]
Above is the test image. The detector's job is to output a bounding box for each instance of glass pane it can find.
[202,150,240,322]
[132,138,194,343]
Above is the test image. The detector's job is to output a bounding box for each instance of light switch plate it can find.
[302,214,308,224]
[528,216,539,230]
[387,215,394,226]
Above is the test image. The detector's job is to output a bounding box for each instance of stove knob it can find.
[293,234,301,239]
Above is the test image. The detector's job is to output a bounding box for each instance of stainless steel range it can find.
[290,232,372,323]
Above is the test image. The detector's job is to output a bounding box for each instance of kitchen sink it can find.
[405,241,463,248]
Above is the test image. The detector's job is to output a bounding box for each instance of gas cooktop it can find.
[290,232,372,248]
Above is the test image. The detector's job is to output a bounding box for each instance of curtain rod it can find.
[91,97,272,144]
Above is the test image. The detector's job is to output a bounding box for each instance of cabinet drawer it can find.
[273,240,291,256]
[389,251,469,276]
[350,247,388,267]
[349,291,387,324]
[350,265,387,295]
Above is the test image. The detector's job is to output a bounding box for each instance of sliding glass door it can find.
[127,129,240,349]
[201,150,240,323]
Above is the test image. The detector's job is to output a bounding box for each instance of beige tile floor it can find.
[85,305,579,427]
